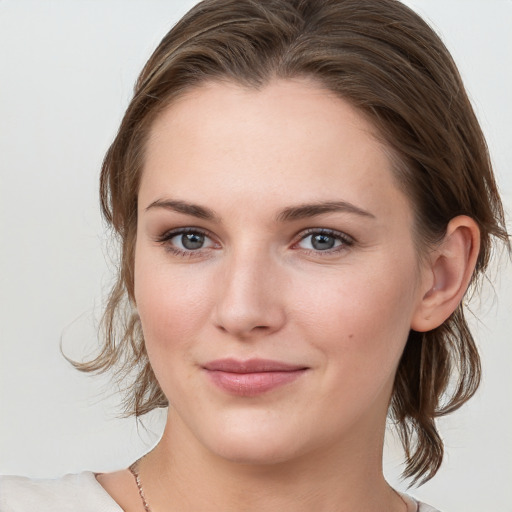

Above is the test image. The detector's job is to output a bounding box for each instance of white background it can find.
[0,1,511,510]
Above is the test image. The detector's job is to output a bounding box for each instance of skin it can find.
[97,78,480,512]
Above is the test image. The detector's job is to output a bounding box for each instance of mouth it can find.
[202,358,308,397]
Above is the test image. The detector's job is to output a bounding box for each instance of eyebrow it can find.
[145,198,375,223]
[145,199,221,222]
[275,201,375,222]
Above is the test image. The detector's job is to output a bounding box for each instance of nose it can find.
[212,249,287,339]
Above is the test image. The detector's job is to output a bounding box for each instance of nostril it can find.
[211,273,287,337]
[215,323,269,333]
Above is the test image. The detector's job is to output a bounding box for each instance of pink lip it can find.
[203,358,308,397]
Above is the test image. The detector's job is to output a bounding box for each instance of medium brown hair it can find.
[76,0,509,485]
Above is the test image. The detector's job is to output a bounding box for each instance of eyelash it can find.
[156,227,217,259]
[155,227,354,258]
[294,228,354,256]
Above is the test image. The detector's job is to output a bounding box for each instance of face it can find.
[134,79,429,464]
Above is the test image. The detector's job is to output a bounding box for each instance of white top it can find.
[0,472,441,512]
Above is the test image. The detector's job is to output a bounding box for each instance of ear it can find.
[411,216,480,332]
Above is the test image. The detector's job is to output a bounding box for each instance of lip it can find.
[203,358,308,397]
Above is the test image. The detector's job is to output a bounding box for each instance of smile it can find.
[202,358,308,397]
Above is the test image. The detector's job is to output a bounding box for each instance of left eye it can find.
[297,231,350,251]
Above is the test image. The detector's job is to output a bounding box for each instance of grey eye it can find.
[180,232,205,250]
[162,228,217,254]
[298,232,343,251]
[310,233,336,250]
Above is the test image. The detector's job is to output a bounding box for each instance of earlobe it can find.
[411,216,480,332]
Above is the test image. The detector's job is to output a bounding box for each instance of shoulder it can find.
[402,492,442,512]
[418,503,442,512]
[0,472,122,512]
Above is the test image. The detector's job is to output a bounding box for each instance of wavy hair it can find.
[74,0,510,485]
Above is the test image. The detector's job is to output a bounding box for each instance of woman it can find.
[1,0,509,511]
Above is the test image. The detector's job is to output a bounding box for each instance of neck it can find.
[138,409,404,512]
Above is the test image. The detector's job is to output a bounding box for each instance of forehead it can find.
[147,78,380,157]
[140,78,411,224]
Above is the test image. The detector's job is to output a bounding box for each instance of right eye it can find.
[157,228,218,257]
[172,232,207,250]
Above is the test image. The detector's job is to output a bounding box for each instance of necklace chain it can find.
[128,460,410,512]
[129,460,153,512]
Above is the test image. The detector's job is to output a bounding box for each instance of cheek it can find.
[134,259,216,403]
[293,257,420,378]
[133,250,213,356]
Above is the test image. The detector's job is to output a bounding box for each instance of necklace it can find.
[129,460,152,512]
[128,460,410,512]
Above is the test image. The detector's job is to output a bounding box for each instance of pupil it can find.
[312,234,335,250]
[182,233,204,250]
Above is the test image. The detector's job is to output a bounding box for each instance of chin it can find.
[199,420,307,466]
[214,439,299,466]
